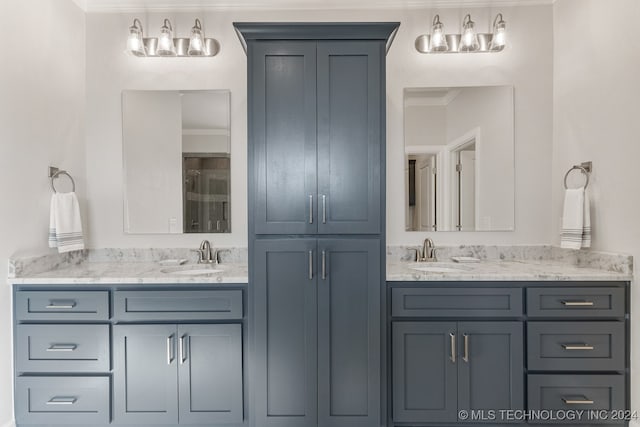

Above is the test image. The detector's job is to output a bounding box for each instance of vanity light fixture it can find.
[125,18,220,57]
[415,13,507,54]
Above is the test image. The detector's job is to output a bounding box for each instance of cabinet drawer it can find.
[15,376,110,424]
[114,290,243,321]
[528,375,625,423]
[16,325,110,372]
[15,291,109,321]
[392,288,523,317]
[527,288,624,318]
[528,322,625,371]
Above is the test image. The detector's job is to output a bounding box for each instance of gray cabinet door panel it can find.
[392,287,523,318]
[15,376,110,425]
[527,287,624,318]
[16,324,109,372]
[254,239,318,427]
[317,238,380,426]
[457,322,524,417]
[178,324,243,424]
[392,322,458,423]
[252,41,317,235]
[528,375,625,422]
[317,42,382,234]
[113,290,242,321]
[113,325,179,424]
[15,291,109,321]
[528,322,625,371]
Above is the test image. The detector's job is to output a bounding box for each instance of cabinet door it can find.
[253,239,318,427]
[317,41,382,234]
[178,324,243,424]
[251,41,317,235]
[392,322,458,423]
[113,325,178,424]
[457,322,524,417]
[317,238,380,426]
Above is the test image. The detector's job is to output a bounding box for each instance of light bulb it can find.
[429,15,448,52]
[126,19,146,57]
[459,14,479,52]
[188,19,205,56]
[156,19,176,56]
[489,13,507,51]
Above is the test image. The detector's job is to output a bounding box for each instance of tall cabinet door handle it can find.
[322,195,327,224]
[321,251,326,280]
[449,332,456,363]
[167,335,174,365]
[309,251,313,280]
[309,195,313,224]
[179,335,187,364]
[463,334,469,362]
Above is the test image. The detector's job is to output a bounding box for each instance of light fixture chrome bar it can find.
[141,37,220,57]
[415,33,504,54]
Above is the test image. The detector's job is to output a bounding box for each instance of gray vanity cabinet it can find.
[392,321,523,424]
[114,323,243,425]
[250,38,383,235]
[253,238,381,427]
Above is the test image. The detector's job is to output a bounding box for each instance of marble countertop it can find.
[387,259,632,282]
[8,262,249,285]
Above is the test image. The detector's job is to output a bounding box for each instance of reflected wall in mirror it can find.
[122,90,231,234]
[404,86,514,231]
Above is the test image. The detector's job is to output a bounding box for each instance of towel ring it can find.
[563,165,589,190]
[50,170,76,193]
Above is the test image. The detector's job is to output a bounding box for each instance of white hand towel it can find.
[48,192,85,253]
[560,188,591,249]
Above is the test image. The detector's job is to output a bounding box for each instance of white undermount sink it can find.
[410,263,473,274]
[161,265,224,276]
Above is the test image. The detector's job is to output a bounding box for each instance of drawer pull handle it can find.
[463,334,469,363]
[47,397,77,405]
[179,334,188,364]
[562,396,594,405]
[561,300,594,307]
[47,344,78,352]
[449,332,456,363]
[562,343,595,351]
[167,335,174,365]
[46,301,77,309]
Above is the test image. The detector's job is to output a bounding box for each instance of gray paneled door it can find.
[113,324,179,424]
[253,239,318,427]
[178,324,243,424]
[316,42,382,235]
[252,41,317,235]
[392,322,458,423]
[457,322,524,415]
[317,238,380,426]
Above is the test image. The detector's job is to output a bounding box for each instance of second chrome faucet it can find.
[195,240,219,264]
[417,237,437,262]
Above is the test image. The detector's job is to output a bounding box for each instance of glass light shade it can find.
[156,19,176,56]
[127,20,146,57]
[430,16,448,52]
[459,15,479,52]
[489,14,507,50]
[188,19,205,56]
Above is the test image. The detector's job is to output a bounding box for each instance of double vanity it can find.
[8,246,632,427]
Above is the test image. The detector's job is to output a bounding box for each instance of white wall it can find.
[552,0,640,420]
[84,5,553,248]
[404,104,446,147]
[0,0,86,423]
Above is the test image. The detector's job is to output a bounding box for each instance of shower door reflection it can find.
[183,155,230,233]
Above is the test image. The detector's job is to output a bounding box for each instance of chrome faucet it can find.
[195,240,217,264]
[417,238,437,262]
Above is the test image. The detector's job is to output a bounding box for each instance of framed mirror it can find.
[404,86,514,231]
[122,89,231,234]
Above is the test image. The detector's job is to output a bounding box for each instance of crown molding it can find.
[80,0,555,13]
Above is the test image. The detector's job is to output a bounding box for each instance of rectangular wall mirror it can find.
[122,90,231,234]
[404,85,514,231]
